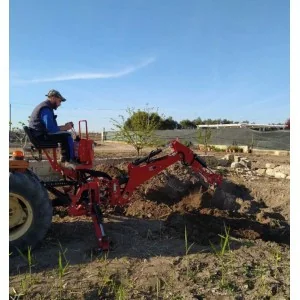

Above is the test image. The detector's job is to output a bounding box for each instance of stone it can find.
[240,159,251,168]
[234,155,241,162]
[256,168,266,176]
[266,168,276,177]
[274,164,290,175]
[286,176,290,180]
[231,162,243,169]
[218,158,229,167]
[223,154,234,162]
[201,155,219,167]
[266,163,276,169]
[274,172,287,179]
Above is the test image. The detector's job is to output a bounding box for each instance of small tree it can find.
[9,121,27,147]
[197,127,212,154]
[111,107,162,156]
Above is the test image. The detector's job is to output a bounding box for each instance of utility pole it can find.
[9,103,11,131]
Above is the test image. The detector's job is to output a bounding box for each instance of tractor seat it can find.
[23,126,58,149]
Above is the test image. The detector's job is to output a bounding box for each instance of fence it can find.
[9,127,290,151]
[104,128,290,151]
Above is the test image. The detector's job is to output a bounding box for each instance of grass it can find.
[98,275,127,300]
[209,224,233,289]
[57,242,70,298]
[184,225,195,278]
[156,276,161,300]
[184,225,194,256]
[16,246,33,279]
[14,246,34,295]
[272,247,282,280]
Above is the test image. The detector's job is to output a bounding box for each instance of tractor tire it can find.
[9,169,52,255]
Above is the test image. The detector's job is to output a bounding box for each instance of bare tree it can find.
[9,121,27,147]
[197,127,212,154]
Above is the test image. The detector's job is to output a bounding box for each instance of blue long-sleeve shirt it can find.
[39,107,74,159]
[39,107,60,133]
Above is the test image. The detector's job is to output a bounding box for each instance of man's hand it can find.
[64,122,74,130]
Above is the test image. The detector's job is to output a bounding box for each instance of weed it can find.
[115,282,127,300]
[98,275,127,300]
[184,225,195,278]
[9,287,24,300]
[58,250,69,279]
[16,246,34,294]
[209,224,232,288]
[146,228,154,240]
[57,242,70,298]
[272,247,282,279]
[156,276,161,299]
[255,264,270,297]
[16,246,33,279]
[184,225,194,256]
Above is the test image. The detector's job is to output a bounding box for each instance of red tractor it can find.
[9,121,222,253]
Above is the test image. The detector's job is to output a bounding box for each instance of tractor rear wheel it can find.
[9,170,52,255]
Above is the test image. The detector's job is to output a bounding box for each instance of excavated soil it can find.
[9,147,290,300]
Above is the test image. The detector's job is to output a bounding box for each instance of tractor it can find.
[9,120,223,254]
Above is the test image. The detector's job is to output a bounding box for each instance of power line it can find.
[10,102,127,111]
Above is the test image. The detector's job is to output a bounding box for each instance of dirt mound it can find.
[94,161,289,248]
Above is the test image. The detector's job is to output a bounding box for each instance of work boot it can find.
[63,159,80,170]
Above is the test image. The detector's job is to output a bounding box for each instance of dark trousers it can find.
[37,132,74,161]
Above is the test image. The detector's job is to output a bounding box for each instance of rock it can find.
[274,172,287,179]
[286,176,290,180]
[201,155,219,167]
[266,163,276,169]
[256,168,266,176]
[231,162,243,169]
[223,154,234,162]
[240,159,251,168]
[274,164,290,175]
[234,155,241,162]
[266,168,276,177]
[218,158,229,167]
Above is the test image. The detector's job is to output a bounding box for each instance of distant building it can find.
[196,123,286,131]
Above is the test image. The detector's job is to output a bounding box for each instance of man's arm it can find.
[40,108,73,132]
[58,123,73,131]
[40,108,60,133]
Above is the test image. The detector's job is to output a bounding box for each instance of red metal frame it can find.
[36,121,222,251]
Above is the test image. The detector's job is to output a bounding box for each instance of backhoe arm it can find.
[109,140,222,206]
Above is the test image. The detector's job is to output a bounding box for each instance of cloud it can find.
[14,57,156,84]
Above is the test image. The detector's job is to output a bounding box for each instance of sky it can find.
[9,0,290,131]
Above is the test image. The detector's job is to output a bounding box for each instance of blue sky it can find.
[9,0,290,131]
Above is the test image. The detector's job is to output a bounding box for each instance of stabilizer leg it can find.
[92,204,110,251]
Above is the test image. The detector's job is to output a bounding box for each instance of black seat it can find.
[23,126,58,149]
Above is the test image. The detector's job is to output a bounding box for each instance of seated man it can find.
[28,89,78,168]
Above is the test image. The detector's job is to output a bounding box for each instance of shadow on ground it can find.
[9,205,289,276]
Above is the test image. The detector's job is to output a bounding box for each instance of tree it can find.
[197,127,212,154]
[192,117,203,126]
[180,119,197,129]
[159,116,181,130]
[9,121,27,147]
[111,107,162,155]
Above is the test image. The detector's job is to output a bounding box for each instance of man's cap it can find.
[45,89,66,102]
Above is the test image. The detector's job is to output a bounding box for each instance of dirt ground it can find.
[9,142,290,300]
